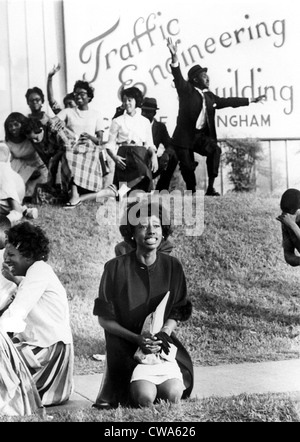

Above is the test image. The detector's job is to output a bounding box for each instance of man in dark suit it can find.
[141,97,178,192]
[167,37,266,196]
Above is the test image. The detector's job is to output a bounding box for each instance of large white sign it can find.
[63,0,300,139]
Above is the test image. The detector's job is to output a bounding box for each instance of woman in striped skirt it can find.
[0,222,74,411]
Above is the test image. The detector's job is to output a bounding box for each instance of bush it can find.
[223,138,263,192]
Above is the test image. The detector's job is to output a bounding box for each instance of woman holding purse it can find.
[93,198,193,408]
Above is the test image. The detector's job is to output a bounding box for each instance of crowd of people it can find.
[1,36,292,418]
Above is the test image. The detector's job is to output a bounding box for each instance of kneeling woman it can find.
[93,199,193,408]
[0,222,74,407]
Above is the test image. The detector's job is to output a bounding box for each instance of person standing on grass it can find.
[166,37,266,196]
[276,188,300,266]
[93,198,193,409]
[0,222,74,407]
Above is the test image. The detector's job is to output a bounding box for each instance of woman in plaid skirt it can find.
[56,80,106,208]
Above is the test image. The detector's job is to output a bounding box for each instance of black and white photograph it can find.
[0,0,299,425]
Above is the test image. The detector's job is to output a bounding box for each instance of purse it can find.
[134,292,177,365]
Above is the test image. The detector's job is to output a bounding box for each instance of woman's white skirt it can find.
[131,360,184,386]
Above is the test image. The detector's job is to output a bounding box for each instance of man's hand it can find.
[150,153,158,173]
[167,37,178,55]
[167,37,180,63]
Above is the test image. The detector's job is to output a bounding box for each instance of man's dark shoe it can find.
[205,187,220,196]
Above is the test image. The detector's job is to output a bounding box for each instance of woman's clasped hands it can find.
[137,331,172,355]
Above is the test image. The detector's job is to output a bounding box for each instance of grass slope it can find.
[31,193,300,374]
[2,192,300,422]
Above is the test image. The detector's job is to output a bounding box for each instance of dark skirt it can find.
[113,144,153,193]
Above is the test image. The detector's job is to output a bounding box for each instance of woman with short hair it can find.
[93,198,193,408]
[56,80,106,208]
[0,222,74,407]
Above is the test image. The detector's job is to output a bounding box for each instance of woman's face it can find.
[64,98,76,109]
[4,243,34,276]
[133,214,163,251]
[74,88,90,108]
[7,120,22,138]
[27,93,43,112]
[26,129,44,144]
[123,95,136,115]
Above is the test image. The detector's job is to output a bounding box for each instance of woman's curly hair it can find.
[73,80,94,100]
[119,198,173,249]
[6,222,50,262]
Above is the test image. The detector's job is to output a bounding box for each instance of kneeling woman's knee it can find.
[130,381,157,407]
[159,380,184,403]
[165,386,183,403]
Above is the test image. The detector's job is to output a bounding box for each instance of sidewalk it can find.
[49,358,300,412]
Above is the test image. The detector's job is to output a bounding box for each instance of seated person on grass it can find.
[276,188,300,266]
[4,112,48,199]
[0,216,20,315]
[0,222,74,408]
[0,142,38,224]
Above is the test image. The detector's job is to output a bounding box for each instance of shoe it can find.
[92,402,112,410]
[64,200,82,209]
[205,187,220,196]
[23,208,38,219]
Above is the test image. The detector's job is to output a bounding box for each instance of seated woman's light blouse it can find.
[106,108,155,155]
[0,249,17,312]
[0,261,73,347]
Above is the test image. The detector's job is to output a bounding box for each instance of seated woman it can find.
[0,217,42,417]
[0,222,74,407]
[0,142,38,224]
[24,117,74,204]
[276,188,300,266]
[0,326,43,416]
[4,112,48,199]
[56,80,106,208]
[93,198,193,408]
[0,216,18,315]
[79,86,159,205]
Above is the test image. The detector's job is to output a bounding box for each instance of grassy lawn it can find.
[33,192,300,373]
[2,191,300,422]
[1,393,299,422]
